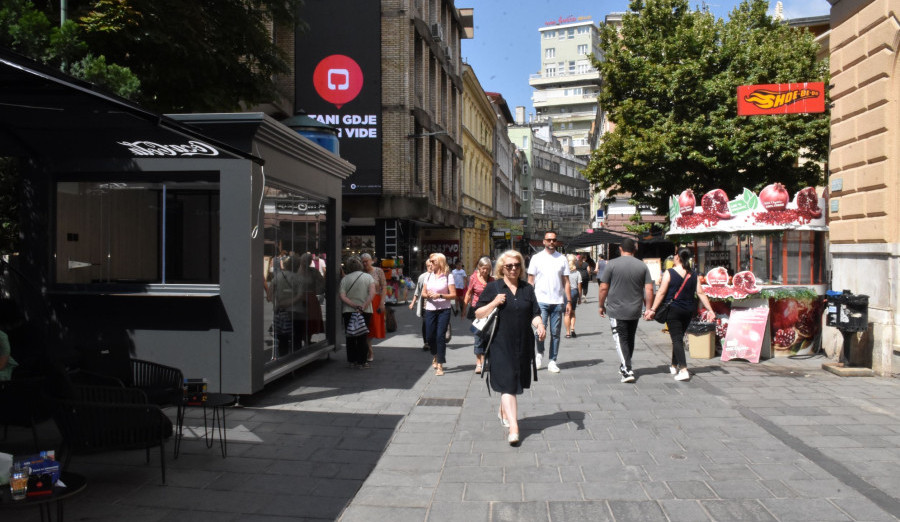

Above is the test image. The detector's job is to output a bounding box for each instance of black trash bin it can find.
[826,289,868,332]
[844,294,869,332]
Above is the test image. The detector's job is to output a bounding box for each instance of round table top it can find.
[0,472,87,509]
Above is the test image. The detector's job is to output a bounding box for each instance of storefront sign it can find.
[721,304,770,363]
[421,240,460,267]
[737,82,825,115]
[668,185,826,235]
[295,0,382,195]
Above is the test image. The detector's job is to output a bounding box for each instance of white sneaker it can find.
[674,369,691,381]
[535,353,543,370]
[670,365,678,375]
[620,367,635,383]
[548,360,560,373]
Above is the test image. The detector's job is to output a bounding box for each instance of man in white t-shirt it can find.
[527,230,571,373]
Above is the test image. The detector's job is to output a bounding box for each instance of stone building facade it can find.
[828,0,898,375]
[460,62,495,271]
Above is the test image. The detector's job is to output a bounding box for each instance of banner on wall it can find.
[667,185,827,235]
[295,0,382,195]
[737,82,826,116]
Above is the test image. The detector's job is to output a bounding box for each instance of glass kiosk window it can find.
[55,178,219,286]
[692,231,826,286]
[262,184,329,361]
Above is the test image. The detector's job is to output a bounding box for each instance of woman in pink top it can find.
[424,253,455,375]
[464,256,494,374]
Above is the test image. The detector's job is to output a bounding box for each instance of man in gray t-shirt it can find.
[597,239,653,383]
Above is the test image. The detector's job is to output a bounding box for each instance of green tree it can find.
[78,0,303,112]
[585,0,829,217]
[0,0,141,98]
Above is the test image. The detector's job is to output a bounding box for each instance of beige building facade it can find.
[460,63,495,272]
[828,0,899,375]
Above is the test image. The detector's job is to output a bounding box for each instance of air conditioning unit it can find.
[431,23,444,42]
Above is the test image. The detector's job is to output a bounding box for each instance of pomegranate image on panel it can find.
[773,328,797,348]
[706,266,729,286]
[678,189,696,215]
[794,187,822,218]
[701,189,732,219]
[731,271,760,294]
[759,183,789,211]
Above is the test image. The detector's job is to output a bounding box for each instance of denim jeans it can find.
[424,308,451,364]
[471,324,488,355]
[536,302,563,361]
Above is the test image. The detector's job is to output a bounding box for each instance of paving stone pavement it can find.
[4,296,900,521]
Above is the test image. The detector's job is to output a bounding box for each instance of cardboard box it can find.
[15,451,60,496]
[688,332,715,359]
[183,378,208,406]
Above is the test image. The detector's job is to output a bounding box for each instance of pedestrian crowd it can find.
[338,232,711,446]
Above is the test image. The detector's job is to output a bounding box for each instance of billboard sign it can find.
[737,82,825,116]
[295,0,382,194]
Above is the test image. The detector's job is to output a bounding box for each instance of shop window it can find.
[692,231,825,286]
[55,177,219,286]
[263,184,330,360]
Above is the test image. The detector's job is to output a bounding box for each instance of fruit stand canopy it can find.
[0,48,260,163]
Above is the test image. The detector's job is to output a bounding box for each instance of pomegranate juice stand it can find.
[666,185,827,360]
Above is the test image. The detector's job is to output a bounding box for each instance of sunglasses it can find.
[504,263,521,270]
[544,238,557,242]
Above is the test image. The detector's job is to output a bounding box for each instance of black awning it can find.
[563,228,636,250]
[0,48,261,164]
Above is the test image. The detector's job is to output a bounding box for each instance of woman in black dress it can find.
[474,250,546,446]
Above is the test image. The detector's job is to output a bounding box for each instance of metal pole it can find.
[60,0,66,25]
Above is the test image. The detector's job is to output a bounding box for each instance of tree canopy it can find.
[77,0,303,112]
[584,0,829,215]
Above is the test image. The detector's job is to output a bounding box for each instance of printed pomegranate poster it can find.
[770,297,824,355]
[668,185,826,235]
[721,304,770,363]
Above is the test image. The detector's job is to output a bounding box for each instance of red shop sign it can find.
[737,82,825,116]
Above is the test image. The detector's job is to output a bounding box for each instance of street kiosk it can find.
[0,51,354,395]
[666,184,828,359]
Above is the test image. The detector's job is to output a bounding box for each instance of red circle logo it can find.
[313,55,364,109]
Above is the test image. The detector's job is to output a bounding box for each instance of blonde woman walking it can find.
[423,253,455,375]
[564,254,582,338]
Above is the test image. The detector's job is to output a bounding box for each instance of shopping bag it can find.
[345,311,369,337]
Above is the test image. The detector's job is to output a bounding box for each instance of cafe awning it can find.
[0,48,260,163]
[563,228,636,250]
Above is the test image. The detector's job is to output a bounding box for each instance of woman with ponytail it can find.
[645,249,715,381]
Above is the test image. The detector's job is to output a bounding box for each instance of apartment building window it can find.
[544,30,555,39]
[577,44,588,55]
[578,63,591,74]
[568,61,575,73]
[545,65,556,77]
[545,48,556,59]
[567,28,574,39]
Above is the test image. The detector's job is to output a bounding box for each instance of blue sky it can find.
[460,0,830,113]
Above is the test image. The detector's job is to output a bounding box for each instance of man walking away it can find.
[596,239,653,383]
[527,230,571,373]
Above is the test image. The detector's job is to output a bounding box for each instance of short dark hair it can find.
[543,230,558,238]
[620,238,637,253]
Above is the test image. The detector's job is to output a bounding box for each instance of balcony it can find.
[529,70,601,87]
